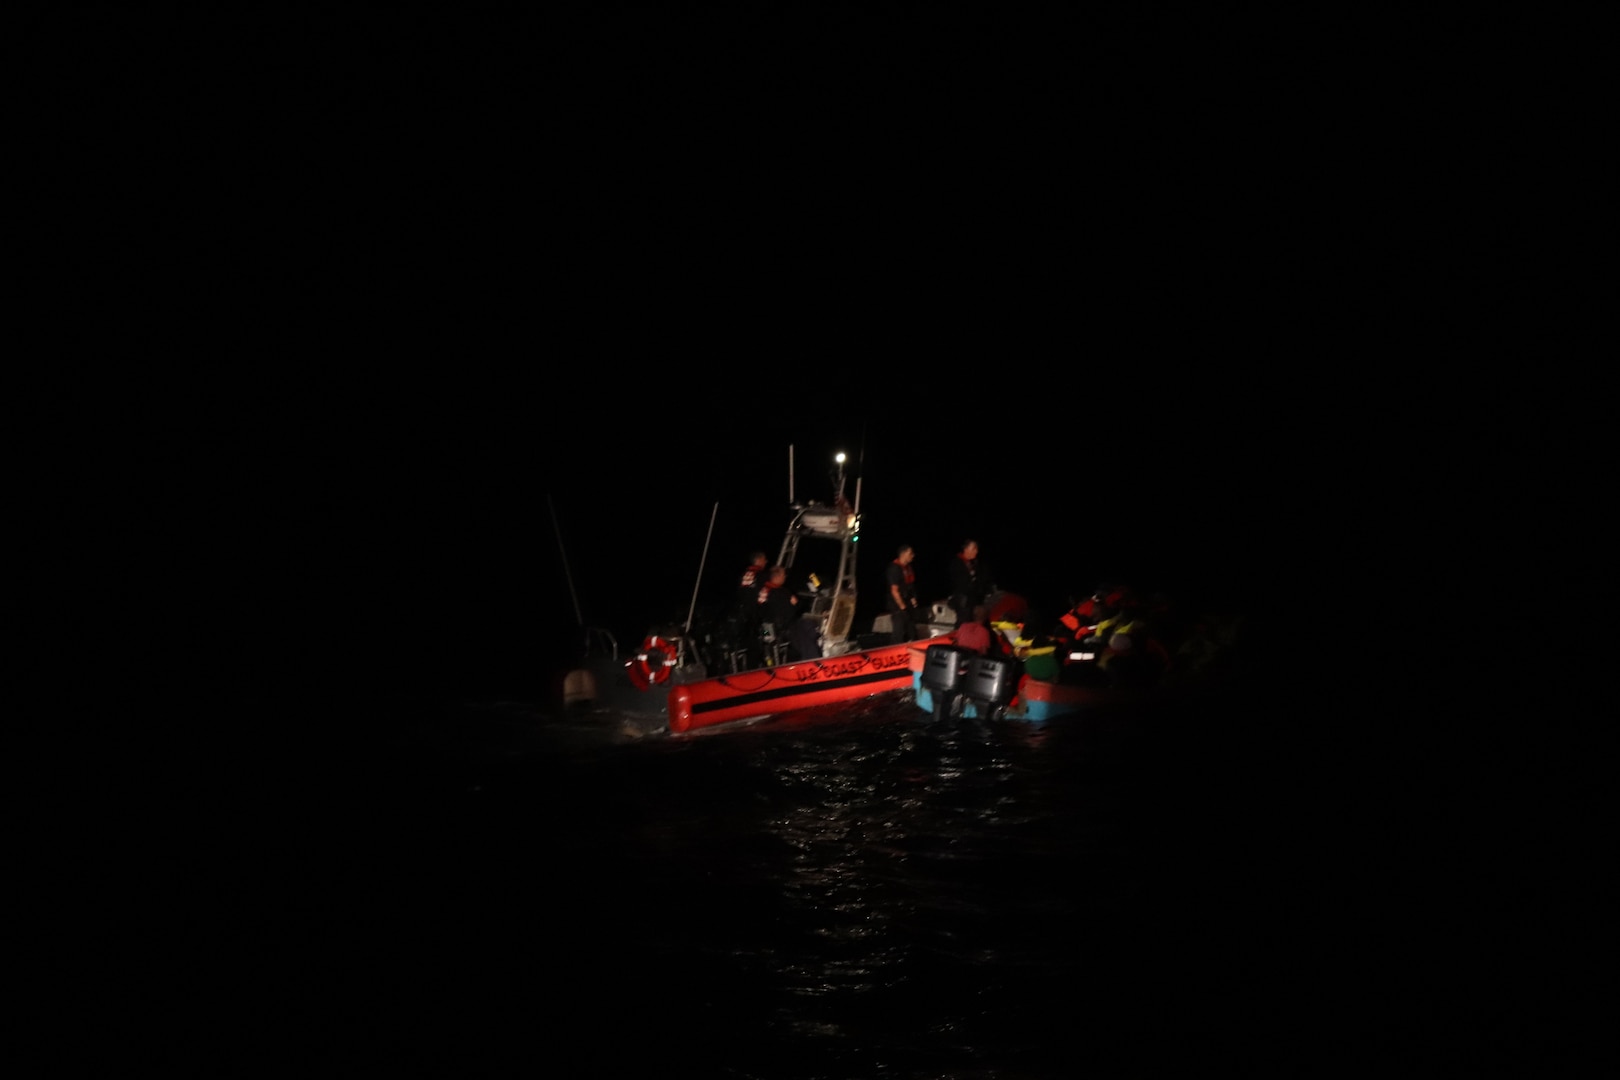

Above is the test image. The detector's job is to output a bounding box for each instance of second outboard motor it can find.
[962,655,1019,720]
[920,643,972,721]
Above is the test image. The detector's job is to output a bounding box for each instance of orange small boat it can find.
[562,446,957,736]
[669,635,948,733]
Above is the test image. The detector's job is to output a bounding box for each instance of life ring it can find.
[627,634,677,691]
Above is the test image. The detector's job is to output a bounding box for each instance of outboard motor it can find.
[961,655,1019,721]
[920,643,972,721]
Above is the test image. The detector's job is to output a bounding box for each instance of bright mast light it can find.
[834,451,852,525]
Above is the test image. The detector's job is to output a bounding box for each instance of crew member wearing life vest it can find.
[736,552,769,616]
[885,544,920,643]
[724,551,771,670]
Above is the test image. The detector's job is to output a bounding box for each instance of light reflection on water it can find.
[140,652,1558,1077]
[226,682,1422,1077]
[451,692,1186,1077]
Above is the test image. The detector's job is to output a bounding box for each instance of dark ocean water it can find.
[75,640,1588,1078]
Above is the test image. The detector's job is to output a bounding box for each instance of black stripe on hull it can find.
[688,669,910,715]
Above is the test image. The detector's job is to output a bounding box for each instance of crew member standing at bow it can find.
[955,603,995,655]
[885,544,921,643]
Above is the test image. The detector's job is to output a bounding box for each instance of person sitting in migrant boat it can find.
[1009,622,1063,683]
[984,587,1028,628]
[955,604,995,655]
[1106,591,1154,645]
[989,616,1025,660]
[1059,586,1122,686]
[1096,627,1171,690]
[1093,590,1173,689]
[1053,587,1109,654]
[1082,585,1136,651]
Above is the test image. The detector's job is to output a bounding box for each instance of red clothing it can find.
[986,592,1028,625]
[1059,596,1102,635]
[955,620,992,655]
[735,560,769,619]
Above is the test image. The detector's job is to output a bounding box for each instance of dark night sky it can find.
[38,21,1584,1054]
[39,7,1384,709]
[194,382,1278,710]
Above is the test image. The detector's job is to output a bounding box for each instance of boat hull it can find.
[907,638,1120,722]
[906,639,1231,723]
[669,639,938,733]
[910,671,1107,722]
